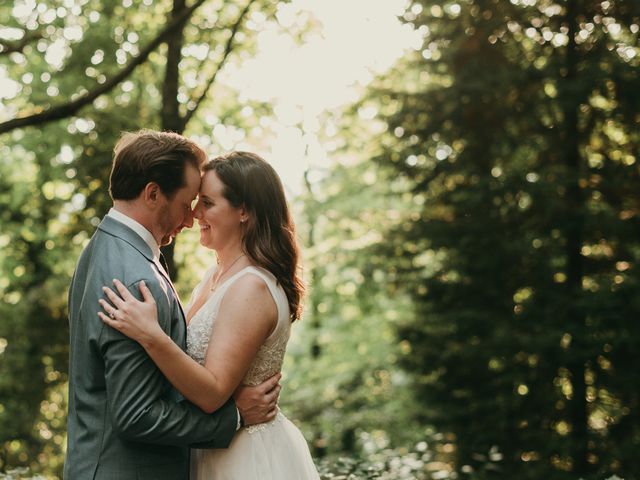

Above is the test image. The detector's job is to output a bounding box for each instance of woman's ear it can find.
[239,205,248,223]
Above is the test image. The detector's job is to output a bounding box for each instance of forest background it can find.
[0,0,638,479]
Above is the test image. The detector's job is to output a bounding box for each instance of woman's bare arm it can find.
[99,275,277,413]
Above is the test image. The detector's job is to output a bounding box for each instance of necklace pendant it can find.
[210,253,245,292]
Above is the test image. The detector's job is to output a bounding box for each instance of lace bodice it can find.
[185,266,291,386]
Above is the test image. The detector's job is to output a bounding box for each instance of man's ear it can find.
[143,182,161,206]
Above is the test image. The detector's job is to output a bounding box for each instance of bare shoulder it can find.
[217,271,277,336]
[222,272,276,313]
[234,271,270,293]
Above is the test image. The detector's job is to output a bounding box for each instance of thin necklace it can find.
[210,253,245,291]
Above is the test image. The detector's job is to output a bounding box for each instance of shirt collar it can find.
[107,208,161,260]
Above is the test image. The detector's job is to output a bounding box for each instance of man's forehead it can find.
[174,174,200,202]
[185,165,202,187]
[192,174,203,194]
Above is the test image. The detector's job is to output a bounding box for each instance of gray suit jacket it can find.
[64,216,237,480]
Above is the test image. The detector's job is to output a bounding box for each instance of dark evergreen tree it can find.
[370,1,640,478]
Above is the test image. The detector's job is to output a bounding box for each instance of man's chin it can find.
[163,230,184,244]
[160,229,183,246]
[160,235,174,246]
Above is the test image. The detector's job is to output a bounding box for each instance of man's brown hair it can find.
[109,130,207,200]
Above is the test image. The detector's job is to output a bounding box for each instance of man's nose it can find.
[182,208,195,229]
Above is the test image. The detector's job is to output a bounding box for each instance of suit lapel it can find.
[152,261,187,328]
[97,216,187,334]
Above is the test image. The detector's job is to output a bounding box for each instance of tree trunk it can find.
[160,0,187,281]
[303,169,326,459]
[303,170,322,359]
[562,0,589,475]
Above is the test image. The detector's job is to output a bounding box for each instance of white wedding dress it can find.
[185,265,320,480]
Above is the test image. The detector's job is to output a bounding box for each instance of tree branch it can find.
[0,0,208,135]
[0,32,44,56]
[180,0,257,130]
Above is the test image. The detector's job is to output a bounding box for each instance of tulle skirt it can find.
[190,411,320,480]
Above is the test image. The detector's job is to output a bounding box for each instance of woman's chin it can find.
[198,235,213,249]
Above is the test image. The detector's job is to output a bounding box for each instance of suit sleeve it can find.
[98,278,237,448]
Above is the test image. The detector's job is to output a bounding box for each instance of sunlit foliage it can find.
[0,0,278,476]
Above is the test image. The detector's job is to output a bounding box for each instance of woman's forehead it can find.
[200,171,224,195]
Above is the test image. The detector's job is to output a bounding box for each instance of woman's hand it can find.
[98,279,163,348]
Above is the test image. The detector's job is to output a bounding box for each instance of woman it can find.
[98,152,319,479]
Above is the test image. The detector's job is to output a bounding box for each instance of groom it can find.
[65,130,279,479]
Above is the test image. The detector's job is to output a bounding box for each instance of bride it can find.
[99,151,320,479]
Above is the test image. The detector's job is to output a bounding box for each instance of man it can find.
[65,130,279,479]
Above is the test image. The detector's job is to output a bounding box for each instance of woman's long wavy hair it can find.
[203,152,304,321]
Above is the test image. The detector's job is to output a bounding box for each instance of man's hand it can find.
[233,373,281,427]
